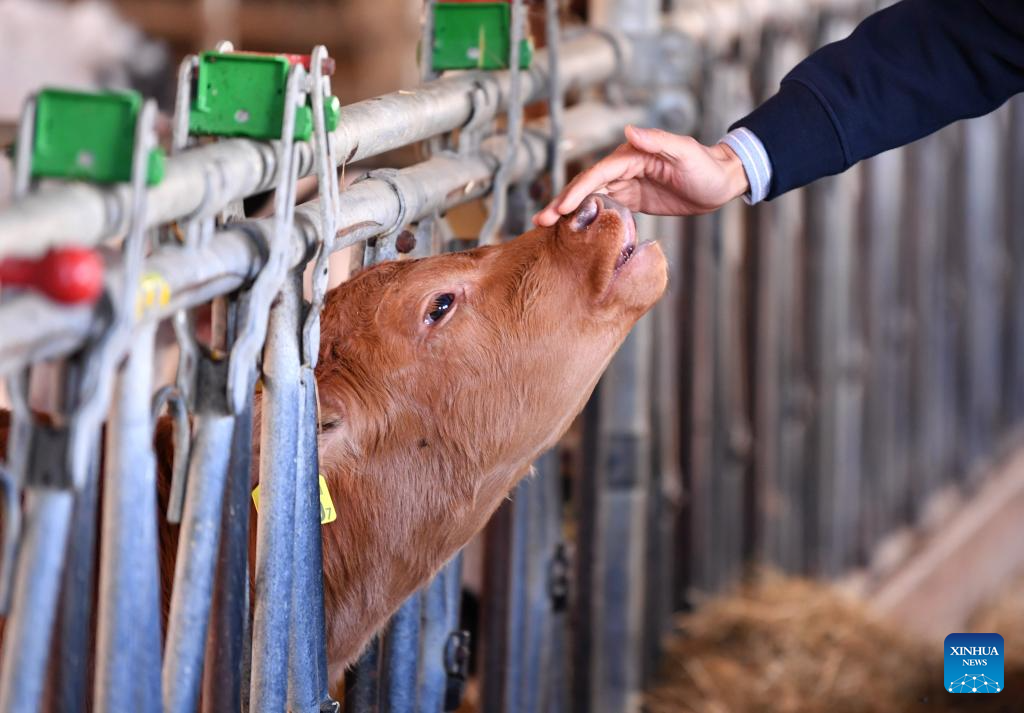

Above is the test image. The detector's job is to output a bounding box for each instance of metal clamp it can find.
[478,0,527,245]
[10,89,161,490]
[301,44,342,370]
[548,541,571,612]
[545,0,566,194]
[358,168,409,265]
[151,385,192,523]
[226,59,309,413]
[459,81,501,158]
[443,630,472,711]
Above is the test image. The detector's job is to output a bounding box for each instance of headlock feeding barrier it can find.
[0,0,1022,711]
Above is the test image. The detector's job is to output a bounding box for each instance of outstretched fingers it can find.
[532,146,644,226]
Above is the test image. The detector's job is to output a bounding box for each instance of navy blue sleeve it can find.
[732,0,1024,199]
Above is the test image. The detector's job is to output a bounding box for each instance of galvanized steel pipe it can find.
[0,102,644,376]
[0,31,626,256]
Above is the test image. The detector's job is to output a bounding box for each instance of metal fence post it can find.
[751,25,813,573]
[904,131,954,511]
[1005,97,1024,427]
[687,58,753,592]
[94,321,164,711]
[290,44,342,713]
[202,395,255,713]
[860,144,910,552]
[0,490,74,713]
[644,214,685,682]
[802,15,866,577]
[959,110,1008,478]
[249,270,304,710]
[417,557,466,711]
[52,449,101,710]
[162,364,237,713]
[574,215,655,713]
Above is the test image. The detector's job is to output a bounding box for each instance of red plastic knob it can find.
[0,247,104,304]
[234,51,335,76]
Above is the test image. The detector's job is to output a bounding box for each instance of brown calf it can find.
[0,194,667,698]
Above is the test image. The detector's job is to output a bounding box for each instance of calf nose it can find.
[569,193,633,233]
[570,194,602,231]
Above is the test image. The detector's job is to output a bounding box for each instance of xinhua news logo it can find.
[945,633,1004,693]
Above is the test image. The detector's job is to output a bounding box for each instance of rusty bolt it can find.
[395,230,417,254]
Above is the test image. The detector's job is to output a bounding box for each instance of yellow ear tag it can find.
[251,475,337,525]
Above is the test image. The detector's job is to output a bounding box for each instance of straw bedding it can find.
[645,573,1024,713]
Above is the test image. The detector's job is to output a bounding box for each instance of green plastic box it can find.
[432,3,534,71]
[189,51,341,141]
[30,89,165,185]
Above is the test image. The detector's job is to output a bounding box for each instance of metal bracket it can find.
[226,59,309,414]
[548,542,571,612]
[151,384,193,524]
[10,89,161,491]
[544,0,566,194]
[443,629,472,711]
[358,168,409,265]
[459,82,501,158]
[300,44,342,371]
[478,0,527,245]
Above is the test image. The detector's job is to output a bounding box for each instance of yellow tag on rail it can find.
[251,475,337,525]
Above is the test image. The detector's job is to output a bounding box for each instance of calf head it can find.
[304,195,667,682]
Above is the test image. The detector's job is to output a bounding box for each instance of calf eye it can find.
[425,293,456,325]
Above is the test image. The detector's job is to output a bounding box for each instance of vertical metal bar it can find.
[163,404,235,713]
[379,594,422,712]
[906,130,956,508]
[804,16,865,577]
[289,365,335,712]
[345,639,382,713]
[753,29,811,573]
[860,143,909,551]
[643,215,684,682]
[249,271,303,711]
[202,398,254,713]
[480,500,514,713]
[504,487,529,713]
[479,0,526,244]
[518,449,563,712]
[481,436,563,713]
[0,490,74,713]
[52,451,101,710]
[574,214,655,713]
[960,110,1007,477]
[1005,97,1024,427]
[673,216,698,608]
[689,60,752,591]
[417,555,464,711]
[94,322,163,712]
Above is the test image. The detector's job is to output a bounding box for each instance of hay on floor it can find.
[645,573,1024,713]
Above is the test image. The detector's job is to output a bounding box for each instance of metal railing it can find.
[0,0,1022,712]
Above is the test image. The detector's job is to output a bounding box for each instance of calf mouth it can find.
[588,194,649,281]
[566,192,666,308]
[610,200,638,273]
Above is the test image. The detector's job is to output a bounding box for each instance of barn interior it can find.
[0,1,1022,712]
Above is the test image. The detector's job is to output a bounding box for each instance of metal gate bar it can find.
[751,25,812,574]
[0,32,626,256]
[0,103,644,377]
[1,4,1024,713]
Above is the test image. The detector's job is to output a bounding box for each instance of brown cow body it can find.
[1,195,667,699]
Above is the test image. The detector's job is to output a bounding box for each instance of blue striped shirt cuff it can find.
[720,127,772,205]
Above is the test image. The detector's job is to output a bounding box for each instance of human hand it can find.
[532,125,750,226]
